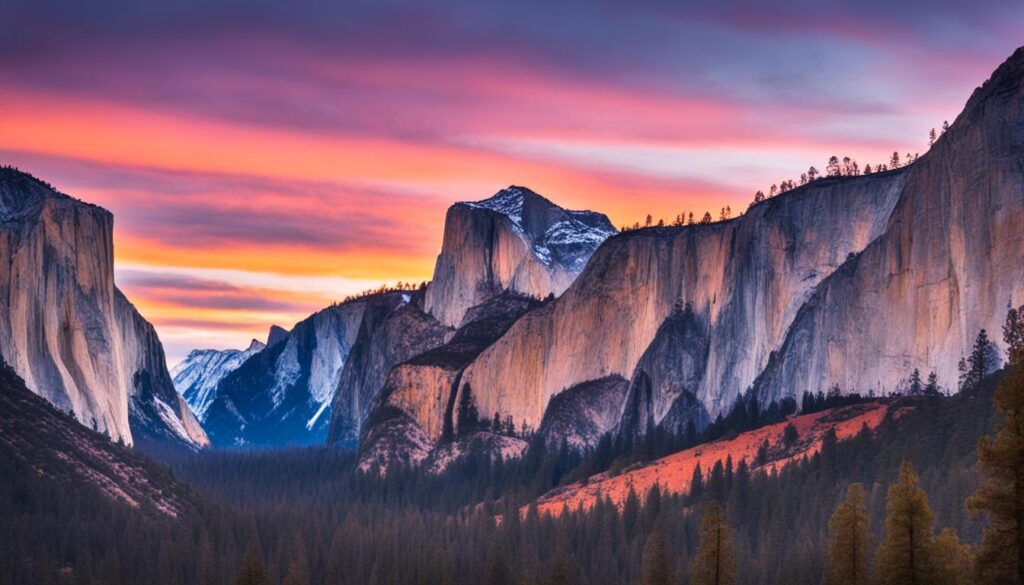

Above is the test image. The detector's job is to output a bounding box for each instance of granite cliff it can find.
[0,168,207,450]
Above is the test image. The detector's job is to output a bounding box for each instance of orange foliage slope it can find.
[534,401,894,515]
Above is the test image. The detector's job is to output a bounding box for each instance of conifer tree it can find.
[457,384,480,435]
[908,369,923,395]
[826,483,871,585]
[967,306,1024,584]
[924,372,940,396]
[873,462,940,585]
[690,502,737,585]
[639,518,673,585]
[235,553,269,585]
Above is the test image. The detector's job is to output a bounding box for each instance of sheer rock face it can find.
[424,186,616,328]
[619,307,712,439]
[459,171,907,438]
[203,293,406,447]
[327,292,452,448]
[172,339,265,422]
[755,48,1024,401]
[537,376,629,451]
[356,294,540,467]
[0,169,207,449]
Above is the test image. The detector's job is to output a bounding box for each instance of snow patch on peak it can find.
[465,186,529,226]
[172,340,265,421]
[464,186,617,270]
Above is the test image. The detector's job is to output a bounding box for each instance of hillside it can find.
[0,356,196,516]
[533,401,896,515]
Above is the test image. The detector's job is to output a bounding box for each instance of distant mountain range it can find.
[2,48,1023,476]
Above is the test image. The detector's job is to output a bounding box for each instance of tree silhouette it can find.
[826,483,871,585]
[457,384,481,436]
[690,502,737,585]
[889,151,901,169]
[639,518,673,585]
[873,462,954,585]
[908,369,923,395]
[827,156,841,177]
[235,553,269,585]
[967,305,1024,584]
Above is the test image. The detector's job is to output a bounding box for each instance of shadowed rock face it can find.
[458,48,1024,450]
[755,48,1024,401]
[0,168,207,450]
[203,292,407,447]
[424,186,615,328]
[459,169,907,438]
[538,376,629,451]
[357,293,541,468]
[172,339,265,422]
[328,291,452,448]
[619,305,711,438]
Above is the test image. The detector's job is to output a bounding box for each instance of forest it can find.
[1,310,1022,585]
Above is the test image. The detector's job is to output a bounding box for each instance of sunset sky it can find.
[1,1,1021,363]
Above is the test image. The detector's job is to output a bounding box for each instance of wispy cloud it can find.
[2,0,1020,354]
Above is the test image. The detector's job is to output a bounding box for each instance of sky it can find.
[1,1,1022,364]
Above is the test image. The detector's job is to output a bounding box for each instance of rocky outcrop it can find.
[459,170,906,441]
[538,376,629,451]
[754,48,1024,401]
[172,338,265,421]
[357,293,541,468]
[203,292,407,447]
[267,325,289,347]
[327,290,452,448]
[0,168,207,450]
[424,187,615,327]
[618,305,711,438]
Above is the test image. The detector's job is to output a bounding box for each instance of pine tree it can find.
[826,483,871,585]
[873,462,939,585]
[783,423,799,448]
[962,329,1000,391]
[689,502,737,585]
[924,372,940,396]
[235,553,269,585]
[545,529,577,585]
[929,128,937,147]
[908,369,923,395]
[1004,302,1024,365]
[282,560,308,585]
[639,518,673,585]
[890,151,901,169]
[930,529,972,585]
[457,384,480,436]
[967,354,1024,583]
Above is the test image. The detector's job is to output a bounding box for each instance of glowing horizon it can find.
[2,1,1020,363]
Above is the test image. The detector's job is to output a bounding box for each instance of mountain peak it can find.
[267,325,290,346]
[246,339,266,352]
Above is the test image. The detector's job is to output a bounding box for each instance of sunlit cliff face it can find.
[1,0,1020,360]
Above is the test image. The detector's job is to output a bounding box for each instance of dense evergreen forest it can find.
[0,366,1009,585]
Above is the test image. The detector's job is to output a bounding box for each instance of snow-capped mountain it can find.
[424,186,616,327]
[201,292,409,447]
[172,339,266,421]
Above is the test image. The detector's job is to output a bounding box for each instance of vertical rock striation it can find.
[459,170,907,437]
[202,292,407,447]
[327,290,452,448]
[172,338,266,421]
[754,47,1024,401]
[0,167,207,449]
[424,186,616,327]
